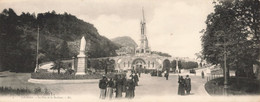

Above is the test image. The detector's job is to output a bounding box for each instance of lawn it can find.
[205,76,260,95]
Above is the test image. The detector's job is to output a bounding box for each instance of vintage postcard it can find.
[0,0,259,102]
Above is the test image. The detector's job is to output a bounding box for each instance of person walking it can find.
[201,71,205,79]
[126,78,136,99]
[99,75,107,99]
[178,76,185,95]
[184,75,191,95]
[138,71,141,77]
[122,75,127,97]
[133,73,139,86]
[164,72,169,80]
[106,78,114,99]
[115,75,123,98]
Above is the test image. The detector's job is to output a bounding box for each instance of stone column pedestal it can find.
[76,54,86,75]
[75,36,87,75]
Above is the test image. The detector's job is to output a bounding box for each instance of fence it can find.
[206,73,235,82]
[206,74,223,82]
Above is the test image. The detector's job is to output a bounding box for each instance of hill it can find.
[0,8,119,72]
[111,36,137,55]
[111,36,137,47]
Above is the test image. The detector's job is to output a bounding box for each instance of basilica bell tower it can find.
[136,8,151,54]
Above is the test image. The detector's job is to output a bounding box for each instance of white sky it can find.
[0,0,214,58]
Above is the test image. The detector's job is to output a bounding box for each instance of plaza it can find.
[0,70,208,98]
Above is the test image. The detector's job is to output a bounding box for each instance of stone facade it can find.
[110,9,172,72]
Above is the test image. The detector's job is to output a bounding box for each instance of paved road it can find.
[2,71,259,102]
[0,71,208,95]
[135,73,208,98]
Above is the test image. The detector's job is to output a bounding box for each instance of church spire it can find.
[136,7,150,54]
[142,7,145,23]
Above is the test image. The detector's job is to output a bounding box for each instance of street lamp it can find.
[35,26,40,72]
[216,31,229,95]
[223,32,229,96]
[35,15,40,72]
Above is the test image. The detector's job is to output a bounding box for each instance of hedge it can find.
[181,61,198,69]
[31,72,123,80]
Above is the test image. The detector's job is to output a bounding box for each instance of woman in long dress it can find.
[115,75,123,98]
[106,78,114,99]
[178,76,185,95]
[126,78,135,99]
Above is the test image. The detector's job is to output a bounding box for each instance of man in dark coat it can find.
[106,78,114,99]
[184,75,191,94]
[133,73,139,86]
[178,76,185,95]
[126,78,136,99]
[115,75,123,98]
[99,75,107,99]
[122,75,127,97]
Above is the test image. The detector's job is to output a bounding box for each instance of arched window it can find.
[124,62,125,67]
[141,49,144,53]
[148,61,150,67]
[152,62,154,67]
[128,61,130,67]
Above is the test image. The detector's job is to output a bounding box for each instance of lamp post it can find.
[216,31,229,95]
[35,25,40,72]
[223,32,229,96]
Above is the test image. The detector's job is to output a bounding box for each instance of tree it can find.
[51,59,62,74]
[201,0,260,79]
[163,59,171,72]
[0,8,120,73]
[195,52,204,67]
[57,40,70,59]
[50,40,70,74]
[171,60,176,70]
[98,58,114,74]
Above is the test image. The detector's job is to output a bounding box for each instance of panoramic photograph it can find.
[0,0,259,102]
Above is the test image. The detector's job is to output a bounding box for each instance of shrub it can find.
[181,61,198,69]
[64,69,75,75]
[31,72,117,80]
[34,87,41,94]
[205,77,260,95]
[37,69,48,73]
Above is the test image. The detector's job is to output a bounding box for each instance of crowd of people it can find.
[99,73,139,99]
[99,70,198,99]
[178,75,192,95]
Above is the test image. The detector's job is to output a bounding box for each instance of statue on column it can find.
[76,36,87,75]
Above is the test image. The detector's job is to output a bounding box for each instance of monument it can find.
[75,36,87,75]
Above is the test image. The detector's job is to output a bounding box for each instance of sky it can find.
[0,0,215,59]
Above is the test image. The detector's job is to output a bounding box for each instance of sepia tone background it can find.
[0,0,259,102]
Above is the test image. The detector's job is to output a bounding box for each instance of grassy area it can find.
[205,77,260,95]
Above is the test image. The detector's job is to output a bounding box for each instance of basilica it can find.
[110,10,174,72]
